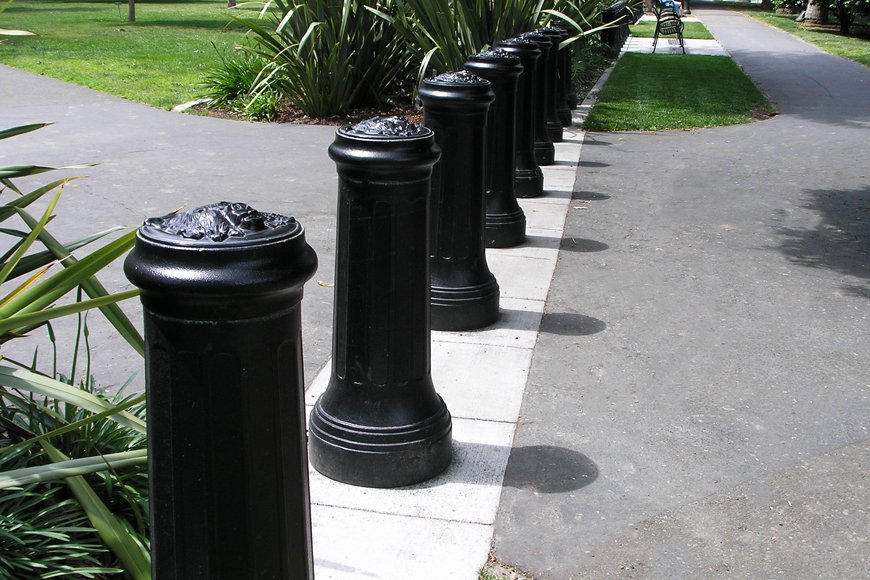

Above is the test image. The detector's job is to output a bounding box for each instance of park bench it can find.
[652,0,686,54]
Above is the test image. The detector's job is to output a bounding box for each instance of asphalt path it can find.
[492,7,869,578]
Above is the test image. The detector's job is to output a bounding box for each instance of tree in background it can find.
[803,0,828,22]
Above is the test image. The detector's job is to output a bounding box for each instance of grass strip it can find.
[0,0,251,109]
[584,53,774,131]
[737,10,870,68]
[629,20,715,39]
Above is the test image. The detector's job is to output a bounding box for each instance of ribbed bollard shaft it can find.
[420,71,500,331]
[537,27,566,143]
[551,22,574,124]
[308,116,453,488]
[124,202,318,580]
[465,49,526,248]
[521,31,555,166]
[496,36,544,198]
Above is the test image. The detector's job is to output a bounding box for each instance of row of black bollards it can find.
[601,0,636,56]
[125,21,579,580]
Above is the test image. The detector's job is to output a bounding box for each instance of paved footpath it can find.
[492,6,869,579]
[1,6,868,578]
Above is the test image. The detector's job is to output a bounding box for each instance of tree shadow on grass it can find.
[777,185,870,289]
[132,19,245,31]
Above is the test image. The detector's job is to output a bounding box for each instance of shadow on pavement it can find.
[777,184,870,283]
[572,190,611,201]
[560,237,609,252]
[540,312,607,336]
[503,446,599,493]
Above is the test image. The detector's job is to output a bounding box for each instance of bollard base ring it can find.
[515,168,544,198]
[547,121,564,143]
[534,143,556,166]
[485,210,526,248]
[308,399,453,488]
[431,277,500,331]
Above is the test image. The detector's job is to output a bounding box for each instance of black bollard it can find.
[124,201,318,579]
[420,71,500,331]
[536,27,566,143]
[496,36,544,198]
[551,22,574,125]
[521,31,556,166]
[465,49,526,248]
[308,116,453,488]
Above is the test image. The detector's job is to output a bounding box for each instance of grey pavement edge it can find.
[0,66,338,388]
[492,6,869,579]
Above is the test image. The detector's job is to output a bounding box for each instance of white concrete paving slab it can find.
[432,296,544,350]
[514,198,570,232]
[308,417,515,525]
[486,252,558,301]
[312,504,492,580]
[622,36,727,56]
[488,232,560,260]
[431,341,531,422]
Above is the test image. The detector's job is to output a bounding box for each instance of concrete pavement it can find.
[492,6,869,579]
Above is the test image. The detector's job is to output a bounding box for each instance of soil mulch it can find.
[195,101,425,127]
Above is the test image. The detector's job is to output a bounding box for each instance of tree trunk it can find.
[227,0,237,7]
[835,0,854,34]
[128,0,135,22]
[644,0,653,13]
[804,0,828,24]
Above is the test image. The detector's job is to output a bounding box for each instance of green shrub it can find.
[229,0,411,117]
[380,0,603,87]
[0,123,149,578]
[771,0,806,13]
[201,48,281,120]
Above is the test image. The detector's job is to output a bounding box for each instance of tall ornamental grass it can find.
[0,123,150,578]
[224,0,605,117]
[230,0,412,117]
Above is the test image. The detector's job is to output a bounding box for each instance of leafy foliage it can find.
[229,0,412,117]
[0,123,149,577]
[201,47,282,120]
[218,0,605,116]
[771,0,806,13]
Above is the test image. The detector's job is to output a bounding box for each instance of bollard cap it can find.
[330,116,440,176]
[466,49,523,80]
[499,35,537,46]
[470,48,520,61]
[520,30,552,47]
[342,115,431,140]
[420,70,495,114]
[140,201,300,247]
[426,70,490,86]
[125,201,318,319]
[496,36,542,64]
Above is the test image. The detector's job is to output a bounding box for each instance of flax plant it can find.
[0,123,150,578]
[230,0,412,117]
[373,0,606,90]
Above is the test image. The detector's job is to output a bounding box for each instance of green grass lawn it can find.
[738,10,870,67]
[584,53,774,131]
[0,0,254,109]
[629,20,715,40]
